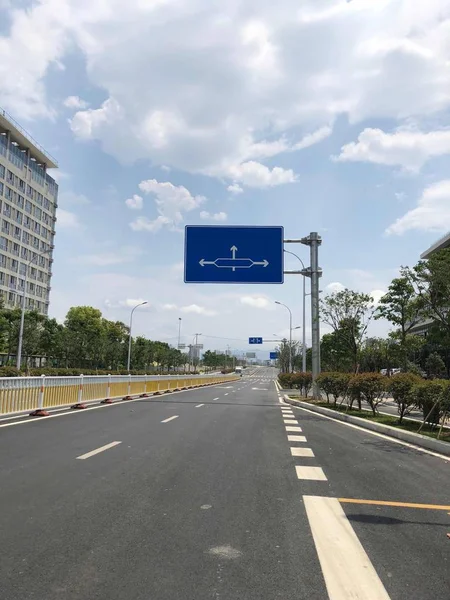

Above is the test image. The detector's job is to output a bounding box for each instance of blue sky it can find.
[1,0,450,359]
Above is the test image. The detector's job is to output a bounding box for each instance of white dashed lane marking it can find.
[161,416,179,423]
[287,435,307,442]
[76,441,122,460]
[291,447,314,457]
[286,426,303,433]
[283,419,299,425]
[195,404,205,408]
[295,466,327,481]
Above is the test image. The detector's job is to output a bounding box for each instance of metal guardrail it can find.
[0,374,238,416]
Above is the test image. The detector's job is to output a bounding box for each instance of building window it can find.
[9,276,17,289]
[2,203,11,218]
[0,253,6,267]
[33,237,39,249]
[43,197,50,210]
[15,211,22,225]
[1,220,10,235]
[18,179,25,192]
[19,262,26,276]
[0,237,7,251]
[29,282,35,293]
[18,278,25,291]
[22,231,30,245]
[26,185,33,198]
[34,222,40,235]
[11,259,18,272]
[0,165,4,179]
[8,292,16,303]
[12,242,19,256]
[25,200,32,213]
[17,195,24,209]
[34,206,42,219]
[30,267,37,279]
[5,187,13,201]
[0,272,4,285]
[7,170,15,185]
[0,183,3,197]
[20,247,28,260]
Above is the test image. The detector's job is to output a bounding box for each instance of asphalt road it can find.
[0,367,449,600]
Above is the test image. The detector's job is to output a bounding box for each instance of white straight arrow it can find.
[231,245,237,259]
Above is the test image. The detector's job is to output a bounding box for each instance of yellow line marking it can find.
[339,498,450,511]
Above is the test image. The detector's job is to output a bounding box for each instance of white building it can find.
[0,109,58,315]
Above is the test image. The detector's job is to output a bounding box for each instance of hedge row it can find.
[278,372,313,397]
[315,371,450,426]
[0,367,200,378]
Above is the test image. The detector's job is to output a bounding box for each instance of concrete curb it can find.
[284,396,450,458]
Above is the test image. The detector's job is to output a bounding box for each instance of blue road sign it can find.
[184,226,284,284]
[249,337,263,344]
[270,352,278,360]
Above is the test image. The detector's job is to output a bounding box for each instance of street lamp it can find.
[17,247,52,370]
[127,301,148,371]
[284,249,307,372]
[275,301,293,373]
[177,317,182,349]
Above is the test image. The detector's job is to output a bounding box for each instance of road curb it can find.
[284,396,450,458]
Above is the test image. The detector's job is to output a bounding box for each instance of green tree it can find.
[321,289,375,372]
[64,306,105,368]
[425,351,446,379]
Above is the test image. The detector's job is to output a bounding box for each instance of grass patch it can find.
[288,397,450,444]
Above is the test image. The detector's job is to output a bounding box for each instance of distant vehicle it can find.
[235,366,243,376]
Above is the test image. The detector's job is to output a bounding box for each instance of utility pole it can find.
[302,232,322,397]
[178,318,182,349]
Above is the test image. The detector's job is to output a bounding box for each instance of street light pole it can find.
[127,301,148,371]
[178,317,182,349]
[17,248,52,370]
[284,249,307,372]
[275,301,293,373]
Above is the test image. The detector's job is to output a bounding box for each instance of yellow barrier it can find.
[0,375,240,416]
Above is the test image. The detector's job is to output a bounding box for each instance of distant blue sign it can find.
[249,337,263,345]
[184,226,284,284]
[270,352,278,360]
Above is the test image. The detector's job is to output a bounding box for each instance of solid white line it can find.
[296,466,327,481]
[195,404,205,408]
[161,415,179,423]
[291,447,314,457]
[289,402,450,462]
[283,419,299,425]
[286,426,303,432]
[304,496,391,599]
[76,441,122,460]
[287,435,307,442]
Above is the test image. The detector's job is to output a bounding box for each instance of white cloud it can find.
[180,304,217,316]
[3,0,447,176]
[199,211,227,222]
[161,303,177,311]
[370,289,386,305]
[335,127,450,171]
[386,180,450,235]
[226,161,297,188]
[56,208,80,228]
[58,190,90,206]
[71,246,141,266]
[395,192,406,202]
[227,184,243,195]
[325,282,346,293]
[125,194,144,210]
[129,215,172,233]
[240,296,272,309]
[105,298,150,310]
[129,179,205,232]
[63,95,89,110]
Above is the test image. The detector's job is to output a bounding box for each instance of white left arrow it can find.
[199,259,216,267]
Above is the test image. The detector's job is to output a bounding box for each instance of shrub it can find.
[388,373,421,424]
[316,372,351,405]
[0,366,20,377]
[348,373,388,415]
[278,373,293,389]
[290,372,313,397]
[412,379,445,426]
